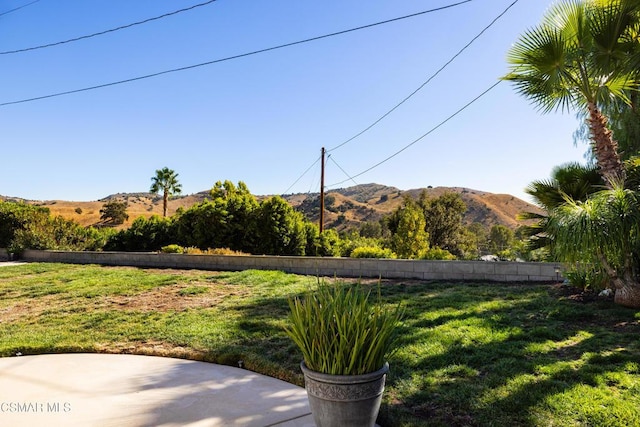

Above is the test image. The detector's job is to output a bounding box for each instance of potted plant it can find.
[285,281,402,427]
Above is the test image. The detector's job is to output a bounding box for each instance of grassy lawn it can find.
[1,263,639,426]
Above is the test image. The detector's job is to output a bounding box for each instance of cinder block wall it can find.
[20,250,564,282]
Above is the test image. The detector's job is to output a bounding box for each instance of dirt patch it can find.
[407,401,474,426]
[549,284,640,331]
[94,341,209,360]
[549,283,607,303]
[100,283,229,312]
[0,282,250,323]
[0,294,60,323]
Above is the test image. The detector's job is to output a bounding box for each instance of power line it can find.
[327,0,520,153]
[0,0,219,55]
[0,0,473,107]
[327,155,358,187]
[0,0,40,18]
[309,155,322,194]
[327,80,503,188]
[309,167,321,195]
[282,155,321,195]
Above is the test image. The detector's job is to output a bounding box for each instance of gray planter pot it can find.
[300,361,388,427]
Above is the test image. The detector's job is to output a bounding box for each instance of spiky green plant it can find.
[285,281,402,376]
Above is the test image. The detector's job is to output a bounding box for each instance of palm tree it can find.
[150,167,182,217]
[504,0,640,183]
[607,92,640,159]
[548,182,640,307]
[507,0,640,307]
[519,162,604,252]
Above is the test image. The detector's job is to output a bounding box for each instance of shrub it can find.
[205,247,249,255]
[255,196,307,256]
[182,247,203,254]
[496,248,518,261]
[338,232,385,257]
[0,201,50,247]
[563,264,609,292]
[6,209,108,254]
[106,215,175,251]
[183,247,249,255]
[316,229,343,257]
[420,247,456,260]
[350,246,395,259]
[161,244,184,254]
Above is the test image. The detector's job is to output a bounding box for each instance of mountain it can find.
[282,184,541,232]
[1,184,542,231]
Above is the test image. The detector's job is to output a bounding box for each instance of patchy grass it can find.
[0,263,638,426]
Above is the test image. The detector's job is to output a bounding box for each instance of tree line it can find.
[1,177,526,261]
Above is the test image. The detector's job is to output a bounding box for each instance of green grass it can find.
[0,263,639,426]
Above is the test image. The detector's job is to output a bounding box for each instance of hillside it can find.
[284,184,541,232]
[1,184,542,231]
[0,193,206,229]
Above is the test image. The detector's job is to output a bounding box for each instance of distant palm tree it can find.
[150,167,182,217]
[504,0,639,183]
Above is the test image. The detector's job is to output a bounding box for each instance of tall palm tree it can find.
[150,167,182,217]
[504,0,640,183]
[508,0,640,307]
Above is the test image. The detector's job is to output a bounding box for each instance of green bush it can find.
[160,244,184,254]
[183,247,249,255]
[420,247,456,260]
[315,229,343,257]
[255,196,307,256]
[563,264,609,292]
[205,247,249,255]
[350,246,395,259]
[0,201,50,247]
[106,215,175,251]
[0,201,109,254]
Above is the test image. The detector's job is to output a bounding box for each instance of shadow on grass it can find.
[376,283,640,427]
[212,279,639,426]
[7,274,636,427]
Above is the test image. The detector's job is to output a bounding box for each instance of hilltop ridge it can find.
[1,183,541,231]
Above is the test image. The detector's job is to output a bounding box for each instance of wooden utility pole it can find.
[319,147,325,233]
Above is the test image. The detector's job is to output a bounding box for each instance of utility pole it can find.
[319,147,325,233]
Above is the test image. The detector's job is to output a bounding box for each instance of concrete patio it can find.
[0,353,315,427]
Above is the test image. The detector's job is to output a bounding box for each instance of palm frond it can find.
[504,0,638,114]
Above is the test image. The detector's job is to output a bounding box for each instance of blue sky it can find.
[0,0,586,203]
